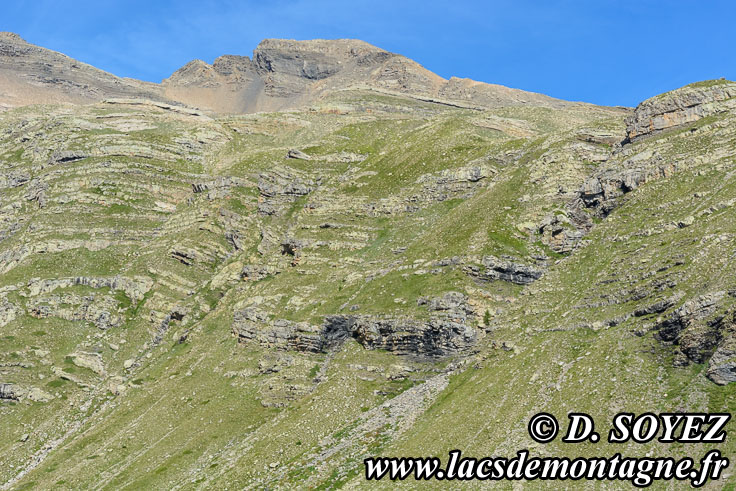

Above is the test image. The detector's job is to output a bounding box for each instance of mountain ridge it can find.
[1,32,582,114]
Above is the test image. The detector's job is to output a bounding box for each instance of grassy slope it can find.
[1,89,734,489]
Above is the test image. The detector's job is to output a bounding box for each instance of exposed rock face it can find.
[24,178,48,208]
[232,307,339,353]
[234,293,477,357]
[26,276,152,303]
[0,383,18,401]
[417,291,468,312]
[347,315,476,357]
[625,81,736,141]
[163,38,427,112]
[654,292,724,345]
[286,149,311,160]
[464,256,544,285]
[241,264,280,281]
[28,293,123,330]
[414,165,493,203]
[0,299,19,328]
[0,170,30,189]
[0,384,52,403]
[48,150,89,165]
[163,57,255,89]
[192,176,247,200]
[538,213,585,253]
[344,292,477,357]
[253,39,381,96]
[708,322,736,385]
[562,82,736,258]
[579,161,677,213]
[162,38,572,113]
[257,171,317,216]
[634,292,684,317]
[650,292,736,379]
[0,32,169,108]
[550,83,736,255]
[170,248,196,266]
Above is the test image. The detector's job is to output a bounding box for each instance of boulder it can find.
[286,149,311,160]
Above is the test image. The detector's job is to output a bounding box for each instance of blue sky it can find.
[4,0,735,107]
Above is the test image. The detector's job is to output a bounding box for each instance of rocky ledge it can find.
[233,292,478,357]
[625,80,736,141]
[464,256,545,285]
[650,291,736,385]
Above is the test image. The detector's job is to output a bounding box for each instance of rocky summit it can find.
[0,33,735,488]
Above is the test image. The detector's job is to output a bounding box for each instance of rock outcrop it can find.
[464,256,544,285]
[707,323,736,385]
[579,160,677,214]
[538,213,585,253]
[625,80,736,141]
[337,292,477,357]
[234,293,478,357]
[232,307,343,353]
[0,299,18,328]
[257,171,317,216]
[0,384,53,403]
[26,276,152,302]
[28,293,123,330]
[414,165,494,203]
[0,383,18,401]
[650,292,736,381]
[654,292,724,346]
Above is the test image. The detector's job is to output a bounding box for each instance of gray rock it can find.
[625,81,736,141]
[241,264,280,281]
[48,150,89,165]
[257,171,316,216]
[634,292,684,317]
[707,324,736,385]
[170,248,196,266]
[0,299,19,327]
[24,178,47,208]
[465,256,544,285]
[233,308,330,353]
[234,292,478,357]
[346,315,476,357]
[0,383,18,401]
[419,291,471,313]
[414,165,493,203]
[539,214,584,254]
[578,162,677,215]
[654,291,725,343]
[286,149,311,160]
[0,170,30,189]
[651,292,736,374]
